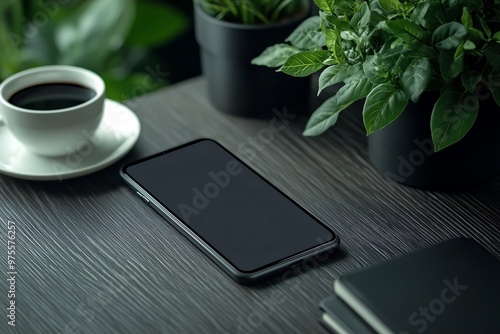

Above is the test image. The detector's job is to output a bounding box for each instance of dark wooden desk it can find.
[1,77,499,334]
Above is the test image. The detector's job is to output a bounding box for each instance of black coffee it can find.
[8,83,96,110]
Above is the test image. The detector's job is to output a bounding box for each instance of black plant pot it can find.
[368,92,500,190]
[194,4,310,117]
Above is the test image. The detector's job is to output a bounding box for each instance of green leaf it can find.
[332,0,358,16]
[303,95,352,136]
[322,27,335,48]
[443,2,462,22]
[461,70,482,93]
[393,53,412,75]
[379,40,421,62]
[336,77,374,105]
[318,64,353,94]
[313,0,332,14]
[454,42,464,60]
[370,11,386,26]
[350,2,371,30]
[410,1,429,25]
[286,16,324,50]
[251,44,301,68]
[420,1,445,31]
[54,0,135,70]
[322,57,337,66]
[126,2,188,47]
[322,29,345,63]
[414,45,439,59]
[279,50,330,77]
[384,19,428,42]
[461,7,473,28]
[431,87,478,151]
[432,22,468,50]
[320,11,352,32]
[439,48,464,81]
[304,76,374,136]
[340,30,358,41]
[363,84,409,135]
[478,16,492,38]
[378,0,403,13]
[401,58,431,103]
[467,28,486,44]
[463,40,476,50]
[363,55,390,84]
[402,2,415,15]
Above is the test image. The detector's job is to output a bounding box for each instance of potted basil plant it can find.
[194,0,311,117]
[254,0,500,189]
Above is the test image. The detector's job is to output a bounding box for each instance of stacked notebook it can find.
[319,238,500,334]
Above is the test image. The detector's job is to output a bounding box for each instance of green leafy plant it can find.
[0,0,189,101]
[253,0,500,151]
[195,0,305,24]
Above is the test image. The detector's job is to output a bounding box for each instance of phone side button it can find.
[136,191,150,204]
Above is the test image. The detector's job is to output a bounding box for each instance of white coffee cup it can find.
[0,65,105,156]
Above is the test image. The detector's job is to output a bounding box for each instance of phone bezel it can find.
[120,138,340,282]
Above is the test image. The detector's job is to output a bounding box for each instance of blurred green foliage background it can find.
[0,0,197,101]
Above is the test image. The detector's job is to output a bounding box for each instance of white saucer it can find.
[0,99,140,181]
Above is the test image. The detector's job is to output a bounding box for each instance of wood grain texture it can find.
[1,77,499,334]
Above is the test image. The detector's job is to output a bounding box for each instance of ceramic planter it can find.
[194,4,310,117]
[368,92,500,190]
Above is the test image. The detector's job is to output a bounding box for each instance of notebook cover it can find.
[334,238,500,334]
[319,294,377,334]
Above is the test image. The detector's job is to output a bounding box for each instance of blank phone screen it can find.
[125,139,335,273]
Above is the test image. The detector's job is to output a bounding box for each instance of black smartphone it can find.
[120,139,339,282]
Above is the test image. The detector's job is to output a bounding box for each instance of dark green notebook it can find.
[334,238,500,334]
